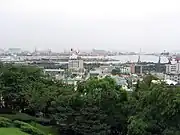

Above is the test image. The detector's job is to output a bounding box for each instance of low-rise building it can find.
[99,65,114,74]
[68,53,84,72]
[166,63,180,74]
[89,68,103,77]
[165,62,180,84]
[68,59,84,70]
[134,63,166,74]
[119,66,131,74]
[165,74,180,84]
[44,68,65,79]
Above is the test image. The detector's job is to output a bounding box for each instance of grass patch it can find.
[0,128,29,135]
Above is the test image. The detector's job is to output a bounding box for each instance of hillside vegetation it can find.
[0,63,180,134]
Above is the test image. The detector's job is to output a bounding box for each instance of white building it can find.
[119,66,131,74]
[166,63,180,74]
[68,59,84,70]
[164,79,178,85]
[99,65,114,74]
[151,79,178,86]
[44,69,65,79]
[165,63,180,84]
[165,74,180,84]
[68,53,84,71]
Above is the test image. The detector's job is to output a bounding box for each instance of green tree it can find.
[0,64,60,114]
[111,68,120,75]
[53,77,128,135]
[128,77,180,135]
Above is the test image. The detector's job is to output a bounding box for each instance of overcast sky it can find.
[0,0,180,52]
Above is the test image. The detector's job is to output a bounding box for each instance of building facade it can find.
[44,68,65,79]
[165,63,180,84]
[166,63,180,74]
[119,66,131,74]
[68,59,84,70]
[134,63,166,74]
[165,74,180,84]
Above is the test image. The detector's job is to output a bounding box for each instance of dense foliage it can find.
[14,120,45,135]
[0,63,180,134]
[0,63,73,116]
[0,117,11,127]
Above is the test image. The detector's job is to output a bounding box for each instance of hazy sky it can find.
[0,0,180,52]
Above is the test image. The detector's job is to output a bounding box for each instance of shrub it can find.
[0,117,11,127]
[0,113,35,122]
[14,120,45,135]
[14,120,29,128]
[0,113,50,125]
[21,125,46,135]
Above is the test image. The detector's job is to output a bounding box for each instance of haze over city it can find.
[0,0,180,52]
[2,1,180,135]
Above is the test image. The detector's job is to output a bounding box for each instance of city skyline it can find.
[0,47,177,54]
[0,0,180,52]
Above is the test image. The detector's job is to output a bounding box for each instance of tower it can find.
[137,48,141,63]
[158,55,161,64]
[157,56,161,72]
[137,55,141,63]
